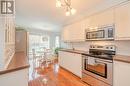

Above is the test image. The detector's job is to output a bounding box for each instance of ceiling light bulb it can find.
[56,0,62,8]
[66,11,70,16]
[71,8,76,15]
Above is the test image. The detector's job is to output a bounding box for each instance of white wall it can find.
[0,23,5,70]
[62,40,130,56]
[0,17,5,70]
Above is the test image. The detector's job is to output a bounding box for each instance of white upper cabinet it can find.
[61,26,70,42]
[96,9,114,26]
[61,8,114,42]
[62,20,86,42]
[83,17,91,29]
[70,21,86,42]
[115,2,130,40]
[87,8,114,28]
[82,8,114,35]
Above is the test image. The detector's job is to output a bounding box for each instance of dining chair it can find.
[44,49,56,67]
[32,49,43,68]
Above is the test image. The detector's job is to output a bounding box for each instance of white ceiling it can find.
[15,0,127,32]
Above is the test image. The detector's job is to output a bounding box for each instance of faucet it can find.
[71,43,75,50]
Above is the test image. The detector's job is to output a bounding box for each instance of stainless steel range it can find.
[82,45,116,86]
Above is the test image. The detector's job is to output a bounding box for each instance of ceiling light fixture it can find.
[56,0,76,16]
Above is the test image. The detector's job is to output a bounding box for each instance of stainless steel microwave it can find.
[86,25,114,40]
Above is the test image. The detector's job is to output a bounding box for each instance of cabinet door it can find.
[115,2,130,40]
[114,61,130,86]
[71,53,82,78]
[88,8,114,27]
[67,24,75,41]
[62,21,86,42]
[83,18,91,28]
[58,51,82,78]
[70,21,86,42]
[58,51,72,69]
[61,27,70,42]
[96,9,114,26]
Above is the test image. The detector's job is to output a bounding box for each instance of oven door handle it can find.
[95,59,112,63]
[95,60,106,65]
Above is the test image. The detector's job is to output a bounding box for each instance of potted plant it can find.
[54,47,61,57]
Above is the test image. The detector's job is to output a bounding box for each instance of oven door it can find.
[86,57,107,78]
[82,56,113,85]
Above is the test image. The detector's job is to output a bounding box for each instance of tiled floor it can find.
[28,59,89,86]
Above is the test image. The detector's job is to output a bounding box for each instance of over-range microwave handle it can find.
[83,57,102,65]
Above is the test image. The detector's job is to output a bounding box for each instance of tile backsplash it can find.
[62,40,130,56]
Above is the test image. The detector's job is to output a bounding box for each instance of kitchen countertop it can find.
[0,52,30,75]
[60,49,89,55]
[60,49,130,63]
[114,55,130,63]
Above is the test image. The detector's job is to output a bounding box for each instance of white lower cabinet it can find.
[59,51,82,78]
[113,61,130,86]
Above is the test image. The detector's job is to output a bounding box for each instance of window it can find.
[29,35,50,52]
[55,36,60,48]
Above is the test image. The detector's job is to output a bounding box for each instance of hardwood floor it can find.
[28,60,89,86]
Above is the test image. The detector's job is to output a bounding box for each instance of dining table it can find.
[36,49,53,67]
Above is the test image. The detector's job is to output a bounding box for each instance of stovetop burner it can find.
[88,45,116,60]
